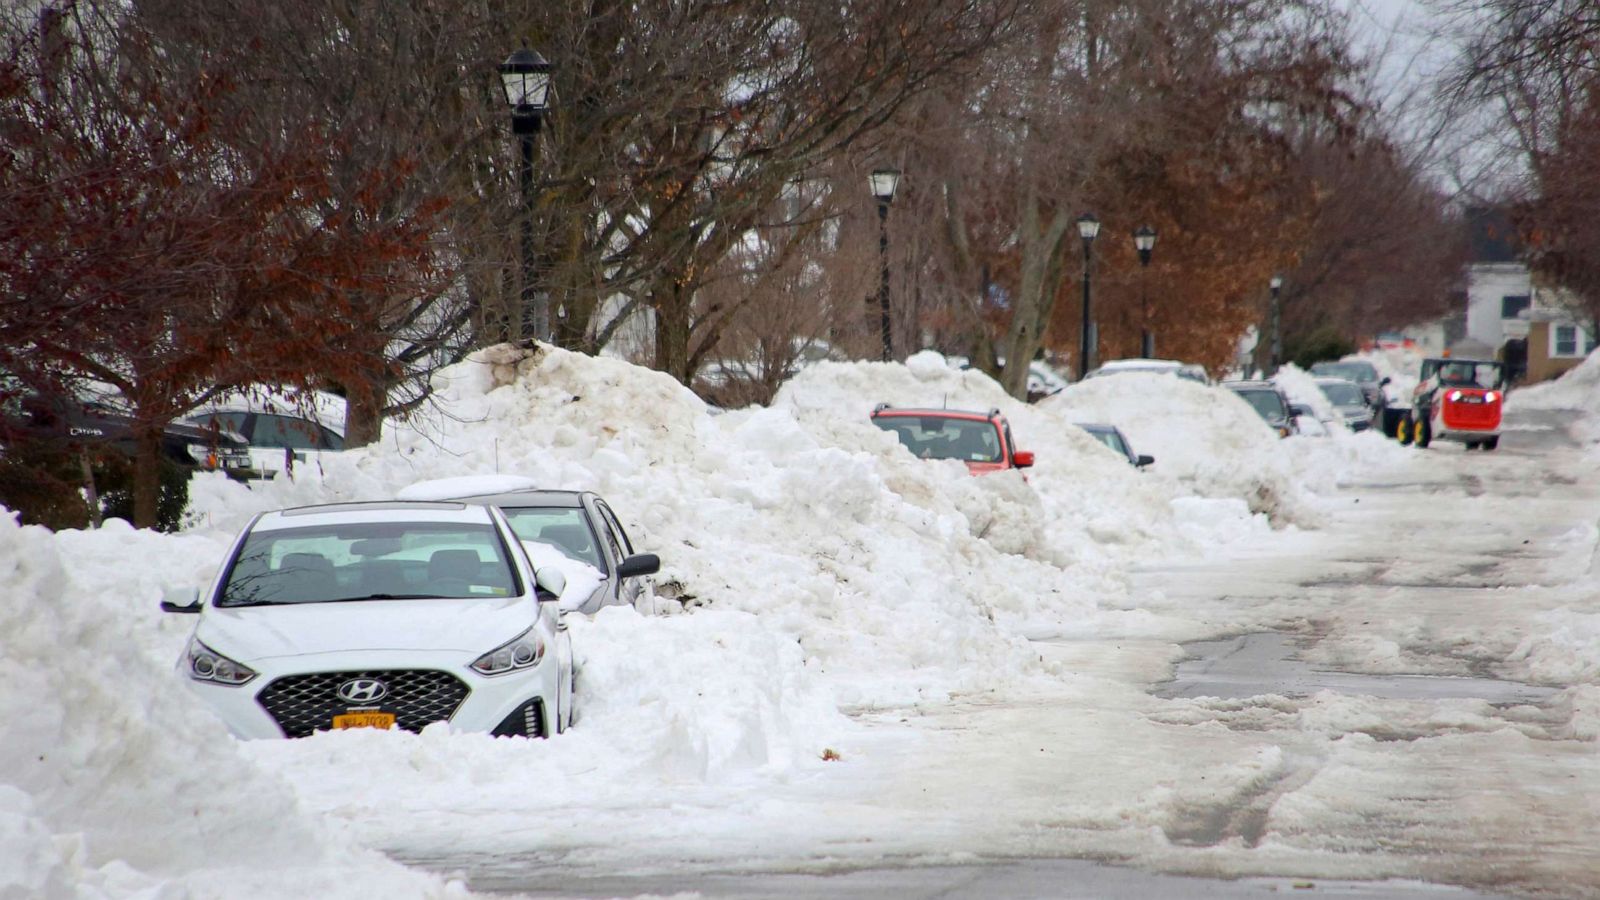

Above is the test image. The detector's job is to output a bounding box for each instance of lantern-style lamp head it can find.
[1077,212,1101,244]
[500,48,553,115]
[870,168,902,204]
[1134,225,1156,265]
[1270,275,1284,291]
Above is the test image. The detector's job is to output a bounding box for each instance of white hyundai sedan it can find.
[162,501,573,739]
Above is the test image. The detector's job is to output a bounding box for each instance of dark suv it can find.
[3,392,254,474]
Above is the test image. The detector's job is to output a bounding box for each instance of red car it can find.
[869,404,1035,475]
[1399,357,1506,451]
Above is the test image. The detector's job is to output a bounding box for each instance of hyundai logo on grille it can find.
[336,678,388,704]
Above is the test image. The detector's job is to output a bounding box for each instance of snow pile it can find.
[202,346,1081,706]
[1037,372,1316,523]
[0,514,460,899]
[1506,350,1600,444]
[1272,364,1340,425]
[1512,349,1600,413]
[772,351,1188,567]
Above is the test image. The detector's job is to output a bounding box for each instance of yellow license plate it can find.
[332,711,395,730]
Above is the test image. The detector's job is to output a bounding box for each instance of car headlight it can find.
[1448,390,1463,401]
[1485,391,1498,402]
[184,636,257,686]
[471,627,545,676]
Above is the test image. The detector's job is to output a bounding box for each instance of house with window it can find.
[1460,207,1595,383]
[1523,304,1598,383]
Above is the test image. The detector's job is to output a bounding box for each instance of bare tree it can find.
[1440,0,1600,325]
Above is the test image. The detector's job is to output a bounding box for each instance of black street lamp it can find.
[1076,212,1101,379]
[500,48,553,343]
[870,168,901,362]
[1269,274,1284,375]
[1134,225,1157,358]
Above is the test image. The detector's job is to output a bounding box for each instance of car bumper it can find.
[181,647,561,739]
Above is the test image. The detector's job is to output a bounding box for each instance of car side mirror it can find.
[533,566,567,601]
[1135,454,1155,468]
[1379,376,1391,387]
[616,553,661,579]
[1012,450,1035,468]
[160,586,202,614]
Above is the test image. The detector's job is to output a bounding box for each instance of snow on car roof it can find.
[256,500,487,529]
[397,474,542,501]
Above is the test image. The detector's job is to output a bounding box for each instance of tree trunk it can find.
[341,379,385,449]
[997,191,1073,399]
[131,425,163,529]
[652,277,694,384]
[79,452,102,529]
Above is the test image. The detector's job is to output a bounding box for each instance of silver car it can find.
[447,488,661,615]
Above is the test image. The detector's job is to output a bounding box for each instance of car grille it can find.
[257,669,469,738]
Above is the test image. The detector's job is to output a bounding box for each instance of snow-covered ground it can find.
[4,346,1597,898]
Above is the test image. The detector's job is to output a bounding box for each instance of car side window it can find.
[595,501,633,556]
[251,414,325,450]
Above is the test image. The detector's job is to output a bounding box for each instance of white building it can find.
[1461,207,1595,381]
[1462,208,1534,352]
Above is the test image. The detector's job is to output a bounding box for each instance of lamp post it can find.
[499,48,553,343]
[870,168,901,361]
[1133,225,1157,358]
[1268,274,1284,376]
[1076,212,1101,379]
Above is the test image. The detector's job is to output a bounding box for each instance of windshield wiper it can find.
[323,593,446,602]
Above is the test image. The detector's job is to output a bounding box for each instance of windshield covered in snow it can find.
[874,415,1003,463]
[219,521,519,606]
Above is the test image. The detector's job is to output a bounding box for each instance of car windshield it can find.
[1311,362,1377,383]
[1234,389,1287,421]
[1319,382,1364,406]
[875,415,1003,463]
[1083,428,1128,457]
[218,521,518,606]
[498,507,606,570]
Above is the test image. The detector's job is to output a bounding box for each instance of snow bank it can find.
[1037,371,1317,523]
[1512,350,1600,414]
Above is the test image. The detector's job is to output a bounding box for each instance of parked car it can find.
[1314,377,1377,433]
[187,405,345,480]
[1398,357,1507,451]
[398,478,661,615]
[1075,423,1153,468]
[1084,358,1209,384]
[160,500,574,739]
[1223,380,1306,437]
[870,404,1035,475]
[1308,360,1389,412]
[4,391,254,475]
